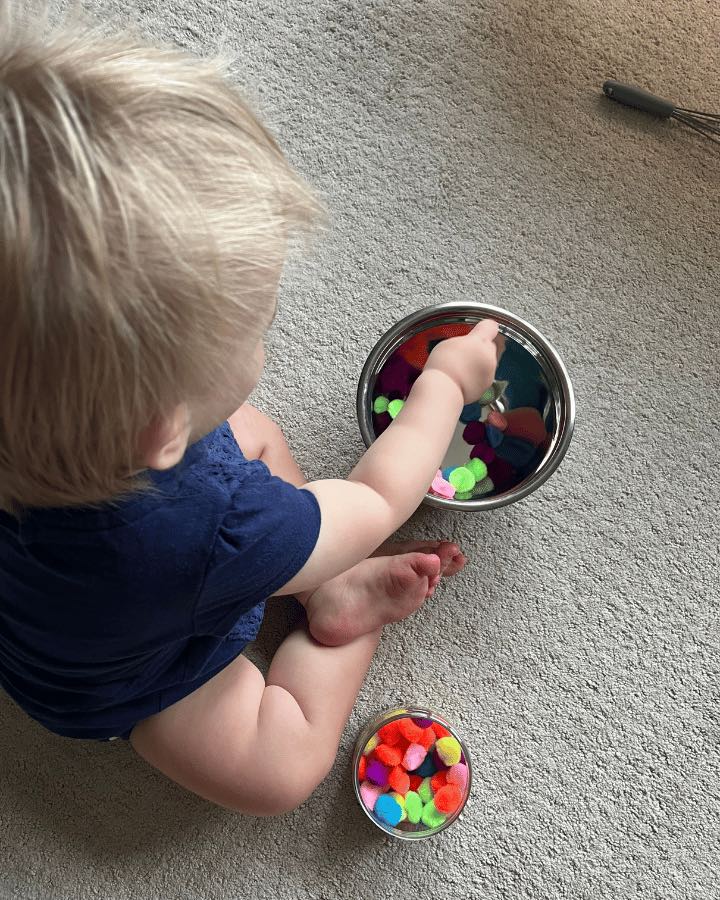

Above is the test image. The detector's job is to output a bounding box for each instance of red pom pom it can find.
[396,718,424,743]
[418,727,436,750]
[358,756,367,781]
[387,765,411,795]
[463,421,486,444]
[434,783,463,814]
[430,770,448,793]
[374,743,403,767]
[408,774,423,792]
[378,721,402,746]
[431,722,451,739]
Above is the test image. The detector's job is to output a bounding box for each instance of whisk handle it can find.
[602,81,676,118]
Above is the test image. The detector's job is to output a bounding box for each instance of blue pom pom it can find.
[375,794,403,826]
[459,402,482,423]
[412,754,437,777]
[486,425,504,448]
[441,467,454,481]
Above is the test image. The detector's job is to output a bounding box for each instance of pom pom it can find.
[404,790,423,824]
[357,756,367,781]
[487,457,516,491]
[366,759,390,786]
[447,763,469,791]
[412,717,434,728]
[460,402,483,423]
[495,436,537,468]
[433,784,463,815]
[503,407,548,445]
[421,799,447,829]
[363,734,379,755]
[471,442,496,464]
[374,743,403,767]
[397,718,424,742]
[402,743,427,772]
[430,770,448,793]
[388,399,405,419]
[417,777,433,804]
[408,774,423,792]
[462,421,486,444]
[388,765,411,795]
[486,408,508,431]
[359,780,384,811]
[373,396,389,414]
[454,491,473,500]
[430,470,455,500]
[435,736,462,766]
[431,722,451,739]
[440,468,454,481]
[474,476,495,497]
[390,791,407,821]
[377,721,402,746]
[375,794,403,827]
[448,467,476,493]
[414,754,437,777]
[418,726,436,750]
[479,387,495,405]
[485,425,504,448]
[466,458,488,481]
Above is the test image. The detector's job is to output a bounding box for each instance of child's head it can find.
[0,16,320,512]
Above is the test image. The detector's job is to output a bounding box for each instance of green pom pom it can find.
[448,466,476,493]
[479,387,495,405]
[373,396,389,414]
[417,777,433,804]
[474,476,495,496]
[467,458,488,481]
[388,399,405,419]
[455,490,473,500]
[404,791,423,824]
[421,799,447,829]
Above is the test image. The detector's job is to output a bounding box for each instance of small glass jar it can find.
[352,706,472,840]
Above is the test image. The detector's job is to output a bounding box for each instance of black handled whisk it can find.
[603,80,720,146]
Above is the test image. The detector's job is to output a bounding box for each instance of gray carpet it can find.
[1,1,719,898]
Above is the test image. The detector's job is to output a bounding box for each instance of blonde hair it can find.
[0,14,320,512]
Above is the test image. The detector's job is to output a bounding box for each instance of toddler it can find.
[0,20,502,814]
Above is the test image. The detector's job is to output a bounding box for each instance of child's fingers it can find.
[469,319,499,342]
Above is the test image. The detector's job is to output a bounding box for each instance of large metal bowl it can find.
[356,302,575,511]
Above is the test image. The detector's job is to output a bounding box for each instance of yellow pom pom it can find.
[435,736,462,766]
[390,791,407,822]
[363,734,379,755]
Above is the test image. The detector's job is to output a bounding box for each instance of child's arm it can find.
[279,319,503,593]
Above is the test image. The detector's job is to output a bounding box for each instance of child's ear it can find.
[138,404,192,471]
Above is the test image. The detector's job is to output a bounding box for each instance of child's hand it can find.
[424,319,504,404]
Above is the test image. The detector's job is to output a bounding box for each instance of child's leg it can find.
[130,625,383,815]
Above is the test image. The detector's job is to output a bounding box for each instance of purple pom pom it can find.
[471,442,496,464]
[462,421,486,445]
[412,717,434,728]
[366,759,390,786]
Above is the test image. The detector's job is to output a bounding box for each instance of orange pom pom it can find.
[430,770,448,793]
[374,743,403,767]
[396,718,424,743]
[388,765,411,795]
[418,727,436,750]
[357,756,367,781]
[431,722,451,739]
[378,721,402,746]
[408,774,423,792]
[434,783,463,814]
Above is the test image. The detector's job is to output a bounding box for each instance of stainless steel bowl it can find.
[356,302,575,511]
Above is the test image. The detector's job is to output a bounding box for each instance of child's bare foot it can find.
[301,552,443,647]
[372,539,466,576]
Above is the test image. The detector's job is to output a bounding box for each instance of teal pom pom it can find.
[375,794,403,827]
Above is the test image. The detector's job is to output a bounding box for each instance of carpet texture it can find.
[1,1,718,898]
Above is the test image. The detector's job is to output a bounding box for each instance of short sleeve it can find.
[194,462,321,637]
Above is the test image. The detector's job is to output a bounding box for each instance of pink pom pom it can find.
[402,742,427,772]
[359,780,385,811]
[429,470,455,499]
[446,763,469,791]
[486,409,508,431]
